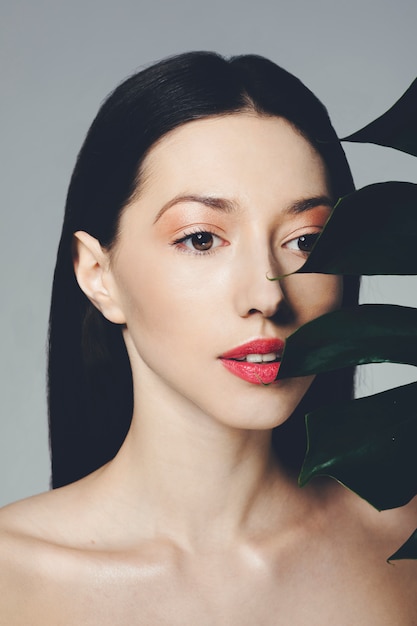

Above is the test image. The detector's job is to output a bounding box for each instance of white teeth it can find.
[246,354,263,363]
[237,352,279,363]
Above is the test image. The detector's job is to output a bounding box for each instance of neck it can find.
[98,387,300,550]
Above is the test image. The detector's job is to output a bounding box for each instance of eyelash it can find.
[172,228,225,256]
[171,226,323,258]
[283,230,322,256]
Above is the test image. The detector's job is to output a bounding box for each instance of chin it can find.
[206,375,314,433]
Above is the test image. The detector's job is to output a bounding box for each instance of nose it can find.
[234,249,288,320]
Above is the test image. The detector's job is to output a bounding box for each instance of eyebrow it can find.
[153,194,238,223]
[286,195,334,214]
[153,193,333,223]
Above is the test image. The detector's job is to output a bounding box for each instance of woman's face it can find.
[104,114,342,431]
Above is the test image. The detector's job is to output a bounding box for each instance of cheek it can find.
[285,274,343,325]
[113,248,224,342]
[119,270,176,335]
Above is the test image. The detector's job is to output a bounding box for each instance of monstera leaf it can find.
[279,304,417,378]
[297,182,417,276]
[390,529,417,561]
[342,77,417,157]
[279,305,417,508]
[298,382,417,511]
[279,75,417,560]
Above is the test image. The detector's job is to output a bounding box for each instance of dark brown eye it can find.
[190,232,214,251]
[174,230,224,254]
[297,233,319,252]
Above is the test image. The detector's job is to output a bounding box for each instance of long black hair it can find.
[48,51,359,488]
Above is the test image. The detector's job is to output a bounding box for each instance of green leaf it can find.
[288,76,417,561]
[342,77,417,157]
[278,304,417,379]
[297,182,417,276]
[389,528,417,561]
[299,382,417,511]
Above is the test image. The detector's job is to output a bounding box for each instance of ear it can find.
[72,231,126,324]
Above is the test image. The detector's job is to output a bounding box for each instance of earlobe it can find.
[72,231,126,324]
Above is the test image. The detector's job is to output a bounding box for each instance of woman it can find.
[1,52,416,624]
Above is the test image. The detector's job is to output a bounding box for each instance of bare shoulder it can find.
[354,488,417,561]
[0,487,113,625]
[0,486,76,546]
[0,465,113,546]
[0,486,183,625]
[0,492,64,623]
[318,484,417,622]
[0,489,76,567]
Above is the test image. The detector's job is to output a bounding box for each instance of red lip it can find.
[220,338,285,360]
[219,338,284,385]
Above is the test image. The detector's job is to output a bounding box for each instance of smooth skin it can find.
[1,114,416,625]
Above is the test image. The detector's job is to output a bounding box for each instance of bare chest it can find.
[13,549,417,626]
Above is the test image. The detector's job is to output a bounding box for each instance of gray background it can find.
[1,0,416,505]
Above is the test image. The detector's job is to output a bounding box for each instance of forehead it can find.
[132,113,330,212]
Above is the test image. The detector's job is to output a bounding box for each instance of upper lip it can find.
[220,338,285,360]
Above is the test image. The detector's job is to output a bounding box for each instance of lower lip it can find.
[220,359,280,385]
